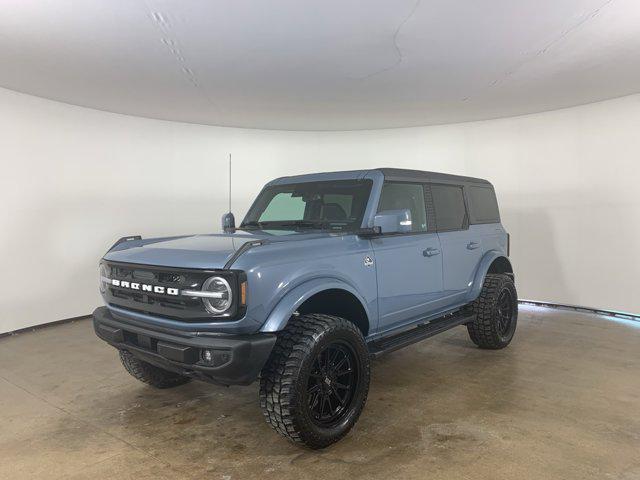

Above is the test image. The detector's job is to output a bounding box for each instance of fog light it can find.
[200,348,231,366]
[202,349,213,363]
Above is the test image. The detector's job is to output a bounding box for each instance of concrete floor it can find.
[1,306,639,480]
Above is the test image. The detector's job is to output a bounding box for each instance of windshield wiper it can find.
[237,221,267,230]
[239,220,332,231]
[275,220,331,230]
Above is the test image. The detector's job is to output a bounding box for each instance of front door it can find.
[371,182,443,334]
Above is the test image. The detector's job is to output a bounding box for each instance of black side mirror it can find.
[221,212,235,232]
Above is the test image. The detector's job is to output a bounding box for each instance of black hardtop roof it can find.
[376,168,491,186]
[269,168,492,187]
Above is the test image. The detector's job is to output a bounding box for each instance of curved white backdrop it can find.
[1,88,638,333]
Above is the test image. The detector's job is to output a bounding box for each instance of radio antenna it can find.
[222,153,235,232]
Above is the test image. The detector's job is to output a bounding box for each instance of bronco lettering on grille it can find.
[110,279,179,296]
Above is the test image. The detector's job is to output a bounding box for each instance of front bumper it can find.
[93,306,276,386]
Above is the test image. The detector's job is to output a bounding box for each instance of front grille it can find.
[103,261,233,322]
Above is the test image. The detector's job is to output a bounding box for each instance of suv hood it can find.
[102,230,331,270]
[103,234,256,269]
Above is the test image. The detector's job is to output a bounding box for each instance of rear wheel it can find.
[259,314,370,449]
[119,350,191,388]
[467,273,518,349]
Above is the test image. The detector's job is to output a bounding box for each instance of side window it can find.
[431,184,467,231]
[259,193,305,221]
[378,182,428,232]
[468,186,500,223]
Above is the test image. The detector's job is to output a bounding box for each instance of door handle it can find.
[467,241,480,250]
[423,247,441,257]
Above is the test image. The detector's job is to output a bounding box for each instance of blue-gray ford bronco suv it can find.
[94,168,517,448]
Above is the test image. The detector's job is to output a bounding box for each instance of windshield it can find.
[241,179,373,232]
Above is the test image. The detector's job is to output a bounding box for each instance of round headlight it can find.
[201,276,233,314]
[98,264,108,294]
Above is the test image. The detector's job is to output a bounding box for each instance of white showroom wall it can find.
[460,98,640,318]
[1,87,639,333]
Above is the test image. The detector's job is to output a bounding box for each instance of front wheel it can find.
[467,273,518,349]
[259,314,370,449]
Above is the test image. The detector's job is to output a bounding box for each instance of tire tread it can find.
[259,313,369,449]
[467,273,518,349]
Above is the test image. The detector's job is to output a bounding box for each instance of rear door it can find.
[371,182,443,333]
[466,184,506,257]
[430,183,483,304]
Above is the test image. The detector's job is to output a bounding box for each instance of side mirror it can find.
[373,209,412,234]
[221,212,236,232]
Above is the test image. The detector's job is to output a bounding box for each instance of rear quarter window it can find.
[468,186,500,223]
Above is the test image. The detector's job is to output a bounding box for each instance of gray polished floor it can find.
[1,305,639,479]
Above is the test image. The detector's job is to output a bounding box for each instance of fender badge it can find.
[364,256,374,267]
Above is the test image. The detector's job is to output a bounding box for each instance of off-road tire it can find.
[467,273,518,349]
[119,350,191,388]
[259,314,370,449]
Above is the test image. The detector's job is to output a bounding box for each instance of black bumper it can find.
[93,306,276,386]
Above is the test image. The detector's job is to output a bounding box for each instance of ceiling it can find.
[1,0,640,130]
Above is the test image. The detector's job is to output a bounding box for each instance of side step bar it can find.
[368,311,475,357]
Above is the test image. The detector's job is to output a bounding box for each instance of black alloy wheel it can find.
[307,341,360,427]
[259,313,370,449]
[467,273,518,349]
[496,289,515,337]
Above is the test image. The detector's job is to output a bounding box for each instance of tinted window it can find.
[468,186,500,223]
[378,182,427,232]
[259,193,306,221]
[323,194,354,219]
[242,179,372,232]
[431,184,467,231]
